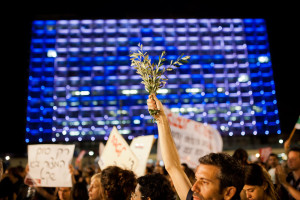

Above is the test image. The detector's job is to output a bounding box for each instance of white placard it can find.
[27,144,75,187]
[99,126,139,171]
[99,142,105,156]
[130,135,155,177]
[163,107,223,169]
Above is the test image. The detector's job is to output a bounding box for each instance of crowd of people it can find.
[0,94,299,200]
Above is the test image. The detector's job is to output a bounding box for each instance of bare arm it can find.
[69,164,76,185]
[282,184,300,200]
[147,94,192,200]
[284,127,296,153]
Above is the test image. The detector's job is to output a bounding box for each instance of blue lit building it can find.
[26,18,280,143]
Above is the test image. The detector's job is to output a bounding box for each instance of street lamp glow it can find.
[279,139,283,144]
[89,151,94,156]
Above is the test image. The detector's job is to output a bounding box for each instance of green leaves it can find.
[130,43,190,94]
[129,43,190,119]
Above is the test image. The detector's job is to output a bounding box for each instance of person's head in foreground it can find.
[191,152,245,200]
[242,163,278,200]
[131,172,176,200]
[88,165,137,200]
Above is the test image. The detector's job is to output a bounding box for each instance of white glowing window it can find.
[47,49,57,57]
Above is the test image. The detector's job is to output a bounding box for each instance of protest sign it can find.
[259,147,272,162]
[27,144,75,187]
[75,150,86,164]
[99,142,105,156]
[75,150,86,168]
[130,135,155,177]
[162,107,223,169]
[99,126,139,171]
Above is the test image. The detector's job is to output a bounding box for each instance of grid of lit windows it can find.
[26,18,280,143]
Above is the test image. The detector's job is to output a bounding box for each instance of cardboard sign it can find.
[259,147,272,163]
[99,126,139,171]
[75,150,86,165]
[163,107,223,169]
[130,135,155,177]
[27,144,75,187]
[99,142,105,156]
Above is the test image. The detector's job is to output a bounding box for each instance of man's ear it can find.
[223,186,237,200]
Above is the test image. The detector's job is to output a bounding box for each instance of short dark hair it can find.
[137,173,176,200]
[288,147,300,155]
[199,153,245,200]
[268,153,278,159]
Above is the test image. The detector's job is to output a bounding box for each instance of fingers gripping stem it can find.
[149,94,160,119]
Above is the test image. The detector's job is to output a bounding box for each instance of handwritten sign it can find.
[99,142,105,156]
[130,135,155,177]
[27,144,75,187]
[99,126,139,171]
[162,107,223,169]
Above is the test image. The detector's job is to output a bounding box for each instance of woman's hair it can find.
[72,181,89,200]
[232,148,249,166]
[137,173,176,200]
[99,166,137,200]
[244,163,279,200]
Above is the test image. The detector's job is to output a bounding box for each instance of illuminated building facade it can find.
[26,18,280,143]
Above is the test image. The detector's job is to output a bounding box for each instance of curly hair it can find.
[137,173,176,200]
[100,166,137,200]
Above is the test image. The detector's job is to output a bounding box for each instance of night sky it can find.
[1,1,299,156]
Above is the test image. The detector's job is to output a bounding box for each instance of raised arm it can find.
[283,127,296,153]
[147,94,192,200]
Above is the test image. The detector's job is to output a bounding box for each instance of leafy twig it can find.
[129,43,190,119]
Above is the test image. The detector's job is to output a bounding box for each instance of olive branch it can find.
[129,43,190,118]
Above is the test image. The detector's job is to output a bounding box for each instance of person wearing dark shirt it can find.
[276,147,300,200]
[0,166,23,200]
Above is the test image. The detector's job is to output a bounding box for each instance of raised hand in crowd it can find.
[147,94,192,199]
[147,94,244,200]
